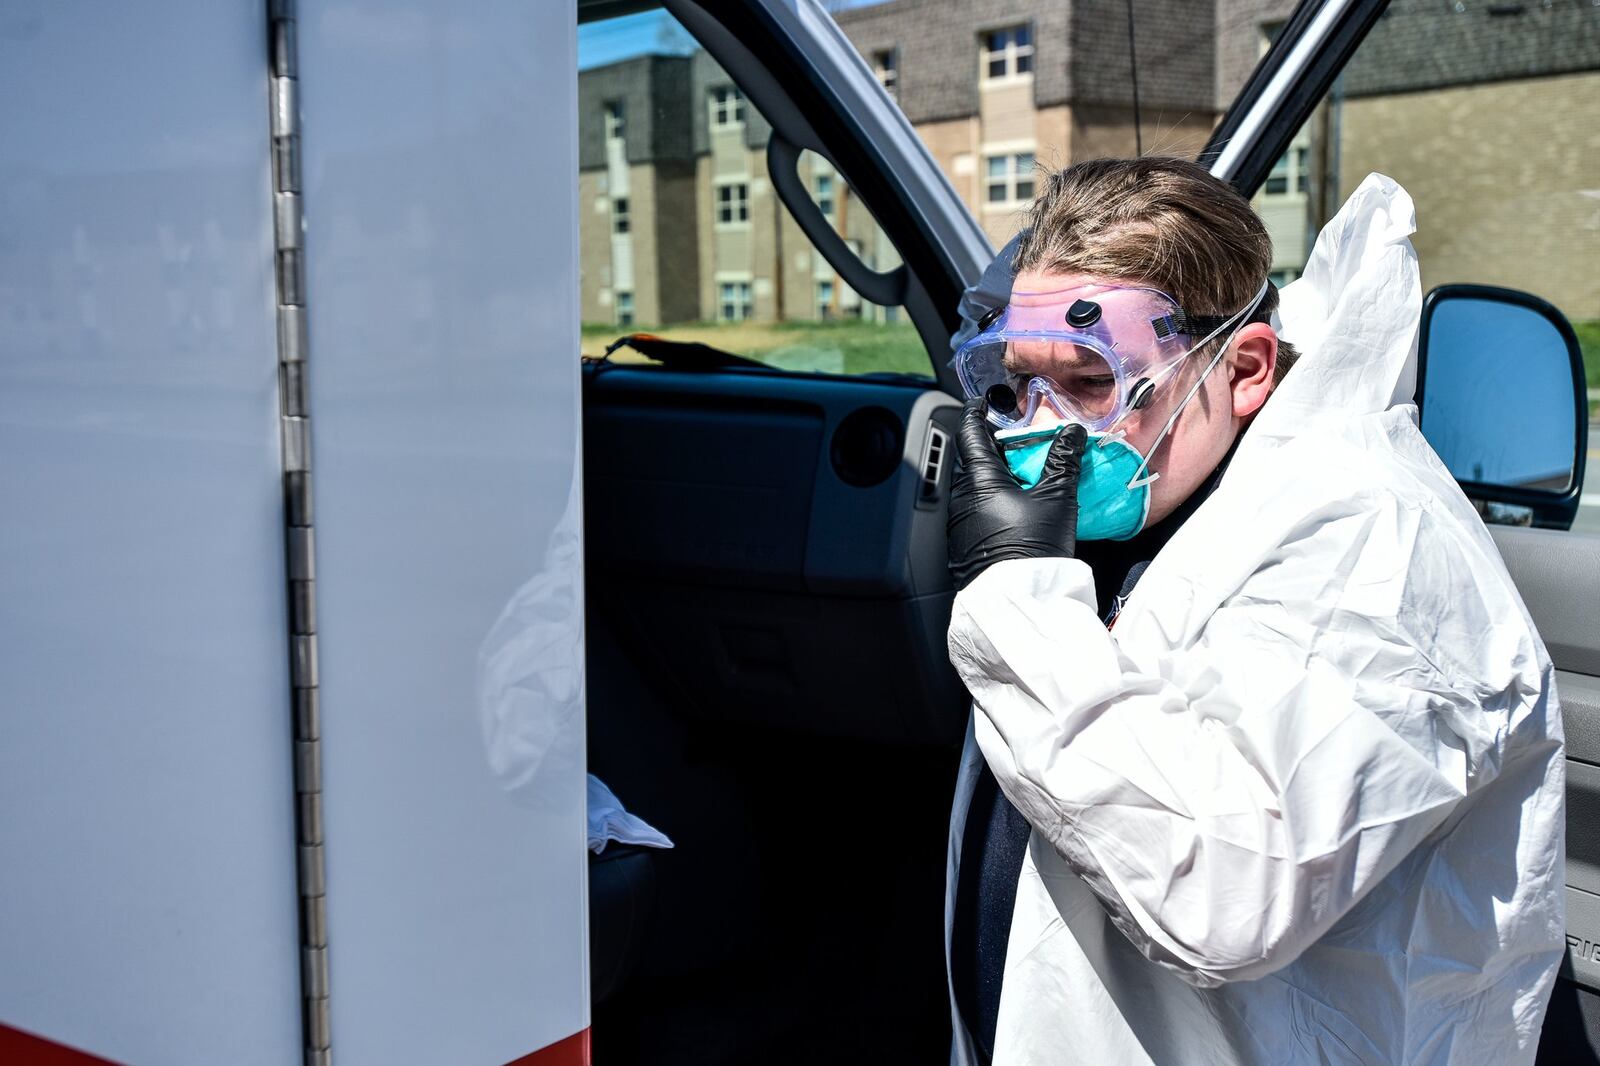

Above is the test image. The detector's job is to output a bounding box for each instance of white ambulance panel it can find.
[296,0,588,1062]
[0,2,303,1062]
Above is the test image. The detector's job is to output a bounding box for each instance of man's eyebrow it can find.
[1005,342,1109,371]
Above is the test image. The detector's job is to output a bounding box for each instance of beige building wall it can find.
[1339,71,1600,322]
[578,169,611,324]
[1257,195,1309,277]
[979,80,1036,144]
[912,116,983,217]
[1069,104,1215,162]
[654,161,701,326]
[746,170,779,322]
[579,162,700,329]
[1035,104,1072,170]
[624,162,658,325]
[695,156,717,321]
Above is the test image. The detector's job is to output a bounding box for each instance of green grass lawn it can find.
[583,317,1600,415]
[583,318,933,378]
[1577,320,1599,420]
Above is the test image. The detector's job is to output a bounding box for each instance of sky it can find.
[579,2,889,71]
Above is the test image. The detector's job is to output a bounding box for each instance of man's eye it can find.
[1075,376,1116,391]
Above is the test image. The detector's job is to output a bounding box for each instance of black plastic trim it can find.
[1416,283,1589,531]
[675,0,970,396]
[767,135,909,308]
[1199,0,1389,196]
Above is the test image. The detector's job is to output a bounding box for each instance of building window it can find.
[1264,145,1310,196]
[817,278,835,320]
[709,86,745,129]
[872,49,898,95]
[719,281,753,322]
[985,152,1036,204]
[612,197,630,235]
[981,25,1033,81]
[603,100,625,141]
[814,173,835,218]
[716,182,750,225]
[616,290,634,327]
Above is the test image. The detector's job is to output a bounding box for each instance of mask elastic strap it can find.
[1125,278,1271,490]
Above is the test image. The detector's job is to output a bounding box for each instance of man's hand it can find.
[947,399,1086,591]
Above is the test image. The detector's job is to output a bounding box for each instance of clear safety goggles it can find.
[952,284,1243,432]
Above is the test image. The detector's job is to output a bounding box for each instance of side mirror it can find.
[1417,284,1589,530]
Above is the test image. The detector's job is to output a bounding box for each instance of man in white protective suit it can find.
[941,157,1565,1066]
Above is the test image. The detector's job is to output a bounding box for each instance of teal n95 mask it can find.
[959,277,1271,540]
[996,423,1151,541]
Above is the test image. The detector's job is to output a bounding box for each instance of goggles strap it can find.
[1126,277,1271,489]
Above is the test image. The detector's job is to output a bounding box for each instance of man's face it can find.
[1006,270,1280,526]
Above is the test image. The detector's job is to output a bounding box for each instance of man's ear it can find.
[1227,323,1278,418]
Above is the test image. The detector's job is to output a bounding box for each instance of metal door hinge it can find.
[269,1,329,1061]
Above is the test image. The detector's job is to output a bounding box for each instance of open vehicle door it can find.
[577,3,988,1060]
[579,0,1595,1061]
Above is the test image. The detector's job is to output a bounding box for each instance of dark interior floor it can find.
[587,606,958,1065]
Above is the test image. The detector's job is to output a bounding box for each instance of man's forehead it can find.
[1010,269,1162,301]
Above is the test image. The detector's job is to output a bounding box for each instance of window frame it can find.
[983,150,1036,207]
[814,172,835,219]
[611,196,630,235]
[718,279,754,322]
[715,180,751,228]
[615,289,634,327]
[602,100,625,142]
[980,24,1034,83]
[1262,142,1310,197]
[871,48,898,96]
[709,85,746,130]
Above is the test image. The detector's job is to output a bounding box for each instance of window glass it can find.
[710,85,746,129]
[715,182,750,226]
[818,3,1217,247]
[1243,0,1600,531]
[873,49,898,95]
[984,153,1035,206]
[578,7,926,378]
[814,172,835,217]
[981,25,1033,81]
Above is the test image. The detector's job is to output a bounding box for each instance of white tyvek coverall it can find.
[943,175,1566,1065]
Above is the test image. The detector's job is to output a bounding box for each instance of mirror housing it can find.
[1416,284,1589,530]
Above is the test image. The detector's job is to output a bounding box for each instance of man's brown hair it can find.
[1013,156,1300,383]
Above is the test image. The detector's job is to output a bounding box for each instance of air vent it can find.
[830,406,904,488]
[919,424,949,505]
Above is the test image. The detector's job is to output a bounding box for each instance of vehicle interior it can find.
[576,2,1600,1064]
[578,4,971,1061]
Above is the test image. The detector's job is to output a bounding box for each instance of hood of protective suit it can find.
[942,174,1565,1066]
[1265,172,1421,426]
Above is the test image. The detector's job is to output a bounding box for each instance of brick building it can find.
[578,50,899,328]
[1215,0,1600,318]
[578,0,1223,330]
[835,0,1219,246]
[578,0,1599,331]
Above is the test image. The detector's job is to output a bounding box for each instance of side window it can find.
[824,5,1221,250]
[1239,3,1599,530]
[577,8,925,378]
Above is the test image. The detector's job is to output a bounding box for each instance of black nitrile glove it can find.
[947,398,1087,591]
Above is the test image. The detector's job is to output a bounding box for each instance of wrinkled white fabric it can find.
[587,774,674,855]
[944,174,1565,1065]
